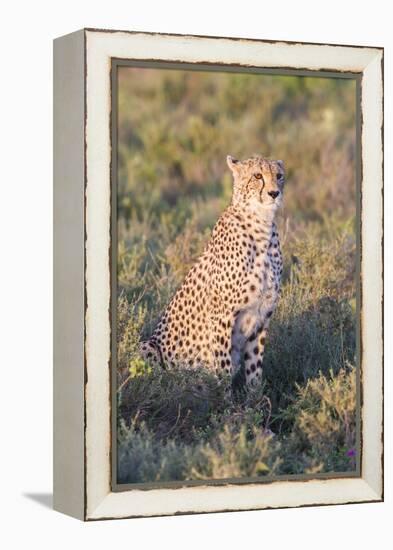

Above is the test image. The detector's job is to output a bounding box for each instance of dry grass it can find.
[116,67,358,483]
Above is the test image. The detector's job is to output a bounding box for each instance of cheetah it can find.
[140,155,285,388]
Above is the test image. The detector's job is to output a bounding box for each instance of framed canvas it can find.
[53,28,383,521]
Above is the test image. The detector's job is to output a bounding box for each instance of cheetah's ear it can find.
[227,155,240,174]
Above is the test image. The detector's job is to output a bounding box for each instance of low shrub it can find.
[278,365,357,474]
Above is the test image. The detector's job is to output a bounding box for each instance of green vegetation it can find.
[116,67,358,483]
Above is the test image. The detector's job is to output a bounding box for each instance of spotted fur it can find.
[140,155,285,387]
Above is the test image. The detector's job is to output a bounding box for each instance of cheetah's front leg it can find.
[244,323,268,387]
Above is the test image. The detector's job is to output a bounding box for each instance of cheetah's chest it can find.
[234,234,282,341]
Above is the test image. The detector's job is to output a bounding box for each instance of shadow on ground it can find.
[23,493,53,509]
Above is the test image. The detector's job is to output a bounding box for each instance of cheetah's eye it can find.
[255,173,263,179]
[277,173,284,182]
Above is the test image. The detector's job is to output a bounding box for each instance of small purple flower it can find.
[346,448,356,457]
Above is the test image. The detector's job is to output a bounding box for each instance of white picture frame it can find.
[53,28,383,521]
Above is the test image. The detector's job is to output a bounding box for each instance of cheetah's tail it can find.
[139,339,164,368]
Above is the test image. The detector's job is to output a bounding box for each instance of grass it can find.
[116,67,358,483]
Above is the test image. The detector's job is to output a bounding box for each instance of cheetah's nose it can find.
[268,190,280,199]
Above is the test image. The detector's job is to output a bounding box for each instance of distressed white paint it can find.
[84,29,383,520]
[90,478,379,519]
[360,51,384,497]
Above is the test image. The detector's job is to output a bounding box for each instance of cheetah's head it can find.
[227,155,285,213]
